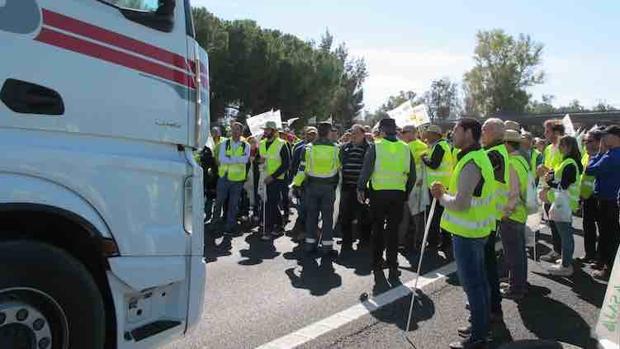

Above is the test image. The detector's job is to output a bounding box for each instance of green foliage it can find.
[192,9,365,125]
[463,29,544,117]
[424,78,460,121]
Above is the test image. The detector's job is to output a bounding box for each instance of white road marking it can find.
[256,261,457,349]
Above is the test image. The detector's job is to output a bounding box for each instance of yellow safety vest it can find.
[371,139,410,191]
[218,140,248,182]
[509,155,529,224]
[530,149,541,175]
[259,138,286,179]
[409,139,428,176]
[486,144,510,220]
[426,140,454,189]
[547,157,581,213]
[440,149,496,238]
[544,144,563,171]
[580,153,595,199]
[305,144,340,179]
[213,137,227,166]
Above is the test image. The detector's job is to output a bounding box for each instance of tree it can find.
[329,44,368,127]
[556,99,585,113]
[424,78,460,121]
[593,100,614,112]
[463,29,545,117]
[526,94,555,114]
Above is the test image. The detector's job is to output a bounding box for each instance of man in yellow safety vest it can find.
[577,129,603,263]
[431,118,495,349]
[215,122,250,234]
[357,118,416,283]
[422,124,454,254]
[259,121,291,241]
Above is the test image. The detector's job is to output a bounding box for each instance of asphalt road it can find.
[163,214,608,349]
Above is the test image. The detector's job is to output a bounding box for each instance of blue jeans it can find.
[453,235,490,341]
[555,221,574,267]
[216,177,244,230]
[305,182,336,246]
[499,219,527,293]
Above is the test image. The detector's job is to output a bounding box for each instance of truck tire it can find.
[0,240,105,349]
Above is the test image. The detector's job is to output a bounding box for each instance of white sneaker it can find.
[548,264,573,276]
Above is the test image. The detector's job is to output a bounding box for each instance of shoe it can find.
[499,281,510,289]
[357,240,370,250]
[592,262,605,271]
[457,325,471,338]
[449,338,488,349]
[320,246,338,257]
[260,233,272,241]
[540,252,561,263]
[388,268,401,282]
[548,264,573,276]
[593,266,610,280]
[501,287,525,300]
[575,255,596,263]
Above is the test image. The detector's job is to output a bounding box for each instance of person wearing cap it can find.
[499,129,529,300]
[292,122,341,255]
[290,126,318,240]
[431,118,495,349]
[422,124,455,253]
[259,121,291,240]
[339,124,372,253]
[480,117,509,322]
[215,122,251,234]
[538,120,566,264]
[585,125,620,280]
[357,118,416,282]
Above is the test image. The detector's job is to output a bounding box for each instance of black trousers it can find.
[370,190,406,269]
[598,199,620,268]
[340,186,372,248]
[485,229,502,315]
[427,191,451,249]
[544,203,562,254]
[582,197,599,258]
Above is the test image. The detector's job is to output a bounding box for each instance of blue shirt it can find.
[586,147,620,201]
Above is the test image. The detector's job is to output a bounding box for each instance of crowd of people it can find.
[196,116,620,349]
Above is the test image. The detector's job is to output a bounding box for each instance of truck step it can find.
[127,320,182,342]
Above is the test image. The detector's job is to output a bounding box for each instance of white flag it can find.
[387,101,431,127]
[562,114,576,136]
[308,116,317,125]
[246,110,283,136]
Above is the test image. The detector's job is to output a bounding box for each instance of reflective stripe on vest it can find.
[580,153,595,199]
[371,139,410,191]
[549,158,581,212]
[306,143,340,178]
[486,144,510,219]
[509,155,529,224]
[440,149,496,238]
[259,138,286,179]
[426,140,454,189]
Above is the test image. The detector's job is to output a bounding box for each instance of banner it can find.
[595,248,620,349]
[246,110,283,136]
[562,114,576,137]
[387,101,431,127]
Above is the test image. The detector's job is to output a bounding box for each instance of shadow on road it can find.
[533,265,606,308]
[285,254,342,296]
[364,287,435,333]
[238,233,281,265]
[516,284,598,348]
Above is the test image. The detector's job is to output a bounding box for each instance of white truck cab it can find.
[0,0,208,348]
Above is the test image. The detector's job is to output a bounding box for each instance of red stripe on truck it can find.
[41,9,190,72]
[35,27,195,89]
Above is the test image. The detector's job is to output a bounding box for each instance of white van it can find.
[0,0,208,347]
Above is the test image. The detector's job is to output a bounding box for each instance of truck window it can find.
[97,0,176,32]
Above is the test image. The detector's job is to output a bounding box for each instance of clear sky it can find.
[193,0,620,112]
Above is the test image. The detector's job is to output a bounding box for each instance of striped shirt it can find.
[340,141,369,187]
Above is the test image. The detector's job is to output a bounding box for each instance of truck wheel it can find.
[0,240,105,349]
